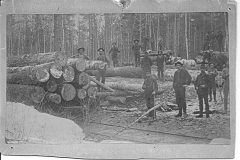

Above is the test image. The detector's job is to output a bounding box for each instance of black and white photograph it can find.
[0,0,237,159]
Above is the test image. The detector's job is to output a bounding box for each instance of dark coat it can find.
[194,71,210,95]
[156,55,165,67]
[97,55,110,71]
[132,44,142,54]
[141,55,152,72]
[207,68,218,83]
[142,76,158,97]
[173,69,192,89]
[109,46,120,60]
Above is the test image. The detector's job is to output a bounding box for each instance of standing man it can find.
[173,61,192,117]
[194,64,210,118]
[141,50,152,79]
[77,47,90,60]
[222,61,229,114]
[216,31,224,52]
[158,36,163,51]
[132,39,142,67]
[203,32,210,50]
[209,31,216,51]
[207,62,218,102]
[142,37,149,52]
[142,71,158,118]
[156,51,165,81]
[109,42,120,67]
[96,48,110,92]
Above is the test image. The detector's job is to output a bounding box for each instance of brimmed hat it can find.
[77,47,85,52]
[175,61,183,66]
[134,39,139,43]
[112,42,117,45]
[209,62,215,66]
[200,64,206,69]
[98,48,105,52]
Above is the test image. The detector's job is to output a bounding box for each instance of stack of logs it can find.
[7,51,109,106]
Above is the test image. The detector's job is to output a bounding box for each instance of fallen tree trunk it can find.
[63,65,75,82]
[96,90,142,97]
[89,76,115,92]
[7,84,46,105]
[104,96,126,104]
[7,52,58,67]
[46,79,58,92]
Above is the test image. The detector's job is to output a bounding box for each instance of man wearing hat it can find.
[173,60,192,117]
[142,71,158,118]
[96,48,110,91]
[216,31,224,52]
[77,47,90,60]
[132,39,142,67]
[141,50,152,79]
[194,64,210,118]
[207,62,218,102]
[156,50,165,81]
[109,42,120,67]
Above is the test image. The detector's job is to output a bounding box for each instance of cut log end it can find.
[77,89,87,100]
[46,79,58,92]
[63,65,75,82]
[36,68,50,82]
[61,83,76,101]
[46,93,61,104]
[76,58,86,72]
[87,86,97,98]
[31,86,45,104]
[50,63,63,79]
[78,72,90,88]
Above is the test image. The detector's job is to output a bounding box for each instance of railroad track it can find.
[83,121,212,143]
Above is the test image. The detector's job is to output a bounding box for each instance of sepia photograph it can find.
[0,0,237,159]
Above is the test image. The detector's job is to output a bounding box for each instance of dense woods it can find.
[7,13,228,64]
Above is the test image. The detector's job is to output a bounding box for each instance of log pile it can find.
[7,54,111,107]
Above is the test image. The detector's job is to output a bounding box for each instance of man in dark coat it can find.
[194,64,210,118]
[209,31,216,51]
[142,71,158,118]
[173,61,192,117]
[216,31,224,52]
[109,42,120,67]
[158,36,163,51]
[222,61,229,114]
[156,51,165,81]
[132,39,142,67]
[207,62,218,102]
[141,50,152,79]
[96,48,110,92]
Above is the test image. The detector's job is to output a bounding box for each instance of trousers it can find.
[145,95,155,117]
[198,94,209,116]
[134,53,140,67]
[157,65,164,81]
[175,87,187,115]
[96,69,106,91]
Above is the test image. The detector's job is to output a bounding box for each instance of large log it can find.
[50,63,63,79]
[89,76,115,92]
[60,83,76,101]
[87,86,98,98]
[7,52,58,67]
[96,90,142,97]
[63,65,75,82]
[7,84,45,105]
[46,79,58,92]
[78,72,90,89]
[77,89,87,100]
[46,93,62,104]
[36,68,50,82]
[105,96,126,104]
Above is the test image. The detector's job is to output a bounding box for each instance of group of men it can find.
[203,30,224,52]
[142,57,229,119]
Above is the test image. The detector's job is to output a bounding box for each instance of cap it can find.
[134,39,139,43]
[77,47,85,52]
[175,61,183,66]
[98,48,105,52]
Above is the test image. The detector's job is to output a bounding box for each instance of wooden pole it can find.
[89,76,114,92]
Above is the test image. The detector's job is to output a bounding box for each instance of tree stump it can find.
[30,86,46,104]
[77,89,87,100]
[50,63,63,79]
[46,93,62,104]
[46,79,58,92]
[63,65,75,82]
[36,68,50,82]
[61,83,76,101]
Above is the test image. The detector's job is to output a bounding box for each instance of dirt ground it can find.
[79,77,230,144]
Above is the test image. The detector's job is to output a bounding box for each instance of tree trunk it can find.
[87,86,98,98]
[7,84,45,105]
[60,83,76,101]
[185,13,189,60]
[7,52,58,67]
[36,68,50,82]
[77,72,90,89]
[54,14,63,52]
[105,96,126,104]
